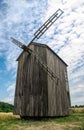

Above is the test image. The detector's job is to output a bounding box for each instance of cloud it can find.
[70,84,84,106]
[45,0,84,106]
[0,0,48,104]
[0,0,48,71]
[1,83,15,104]
[0,0,84,105]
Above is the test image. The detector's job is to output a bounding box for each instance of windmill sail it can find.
[11,37,32,54]
[33,9,64,40]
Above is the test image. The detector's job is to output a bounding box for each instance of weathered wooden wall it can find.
[14,42,71,117]
[46,47,70,116]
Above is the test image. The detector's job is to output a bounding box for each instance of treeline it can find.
[0,102,14,112]
[71,105,84,108]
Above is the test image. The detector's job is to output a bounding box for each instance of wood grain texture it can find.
[14,42,71,117]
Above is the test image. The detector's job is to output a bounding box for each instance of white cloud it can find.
[1,83,15,104]
[0,0,84,105]
[46,0,84,106]
[1,97,14,104]
[0,0,48,71]
[0,0,48,104]
[70,84,84,106]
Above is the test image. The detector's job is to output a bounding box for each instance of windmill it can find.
[11,9,71,118]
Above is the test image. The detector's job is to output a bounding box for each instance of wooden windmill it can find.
[11,9,71,118]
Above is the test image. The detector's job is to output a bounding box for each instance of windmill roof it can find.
[17,42,67,66]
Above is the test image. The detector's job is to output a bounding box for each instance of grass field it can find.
[0,108,84,130]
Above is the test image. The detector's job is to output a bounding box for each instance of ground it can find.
[0,108,84,130]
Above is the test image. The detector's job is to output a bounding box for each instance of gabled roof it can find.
[17,42,67,66]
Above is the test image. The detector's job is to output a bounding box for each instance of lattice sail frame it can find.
[33,9,64,40]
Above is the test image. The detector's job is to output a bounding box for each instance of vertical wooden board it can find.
[65,66,71,108]
[31,45,39,116]
[63,65,70,115]
[59,59,68,116]
[46,49,51,115]
[14,64,20,114]
[54,56,62,116]
[59,61,65,115]
[29,95,34,116]
[14,58,21,114]
[38,95,43,116]
[14,54,25,115]
[58,60,70,116]
[47,49,52,116]
[53,55,59,116]
[40,66,48,116]
[25,54,34,116]
[37,46,48,116]
[20,53,28,116]
[25,53,32,116]
[51,54,57,116]
[46,49,56,116]
[19,56,25,114]
[64,66,71,114]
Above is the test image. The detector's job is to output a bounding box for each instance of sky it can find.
[0,0,84,106]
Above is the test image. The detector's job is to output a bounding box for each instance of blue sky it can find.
[0,0,84,106]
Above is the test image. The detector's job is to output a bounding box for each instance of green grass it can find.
[0,112,84,130]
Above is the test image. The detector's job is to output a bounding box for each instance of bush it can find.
[0,102,14,112]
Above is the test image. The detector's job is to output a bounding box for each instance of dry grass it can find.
[71,107,84,113]
[17,123,80,130]
[2,121,83,130]
[0,112,19,120]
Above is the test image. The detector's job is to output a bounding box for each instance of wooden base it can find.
[20,115,70,120]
